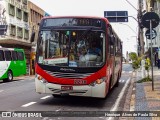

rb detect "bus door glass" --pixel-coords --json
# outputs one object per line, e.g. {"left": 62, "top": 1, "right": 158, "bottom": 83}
{"left": 4, "top": 51, "right": 12, "bottom": 77}
{"left": 0, "top": 50, "right": 8, "bottom": 79}
{"left": 17, "top": 51, "right": 26, "bottom": 75}
{"left": 11, "top": 51, "right": 18, "bottom": 76}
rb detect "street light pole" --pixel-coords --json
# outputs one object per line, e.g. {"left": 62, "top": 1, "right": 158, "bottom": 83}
{"left": 125, "top": 0, "right": 138, "bottom": 12}
{"left": 149, "top": 20, "right": 154, "bottom": 91}
{"left": 124, "top": 0, "right": 144, "bottom": 55}
{"left": 138, "top": 0, "right": 144, "bottom": 56}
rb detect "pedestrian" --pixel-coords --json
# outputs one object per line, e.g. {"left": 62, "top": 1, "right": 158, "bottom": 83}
{"left": 157, "top": 58, "right": 160, "bottom": 69}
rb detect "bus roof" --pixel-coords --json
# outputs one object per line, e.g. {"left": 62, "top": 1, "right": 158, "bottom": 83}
{"left": 42, "top": 16, "right": 110, "bottom": 24}
{"left": 40, "top": 16, "right": 122, "bottom": 43}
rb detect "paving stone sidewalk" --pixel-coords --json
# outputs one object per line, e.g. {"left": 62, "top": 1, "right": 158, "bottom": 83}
{"left": 130, "top": 67, "right": 160, "bottom": 120}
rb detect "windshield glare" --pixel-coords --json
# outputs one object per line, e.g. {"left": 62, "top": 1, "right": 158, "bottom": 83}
{"left": 37, "top": 30, "right": 105, "bottom": 67}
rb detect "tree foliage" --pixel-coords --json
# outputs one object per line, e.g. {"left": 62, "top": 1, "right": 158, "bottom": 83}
{"left": 129, "top": 52, "right": 138, "bottom": 61}
{"left": 129, "top": 52, "right": 141, "bottom": 70}
{"left": 145, "top": 57, "right": 151, "bottom": 79}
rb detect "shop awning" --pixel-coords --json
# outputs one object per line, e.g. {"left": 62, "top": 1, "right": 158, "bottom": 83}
{"left": 0, "top": 38, "right": 32, "bottom": 47}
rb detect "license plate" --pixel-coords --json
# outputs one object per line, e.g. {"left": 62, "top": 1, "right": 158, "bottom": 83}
{"left": 61, "top": 86, "right": 73, "bottom": 90}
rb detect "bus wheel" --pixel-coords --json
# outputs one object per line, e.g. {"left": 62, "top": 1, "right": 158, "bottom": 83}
{"left": 7, "top": 71, "right": 13, "bottom": 81}
{"left": 3, "top": 71, "right": 13, "bottom": 82}
{"left": 115, "top": 75, "right": 119, "bottom": 87}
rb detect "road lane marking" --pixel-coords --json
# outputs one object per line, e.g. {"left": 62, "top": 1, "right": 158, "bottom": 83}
{"left": 107, "top": 78, "right": 130, "bottom": 120}
{"left": 40, "top": 96, "right": 51, "bottom": 100}
{"left": 21, "top": 102, "right": 36, "bottom": 107}
{"left": 121, "top": 80, "right": 125, "bottom": 83}
{"left": 99, "top": 117, "right": 105, "bottom": 119}
{"left": 0, "top": 90, "right": 4, "bottom": 92}
{"left": 56, "top": 108, "right": 62, "bottom": 111}
{"left": 133, "top": 88, "right": 135, "bottom": 91}
{"left": 122, "top": 71, "right": 125, "bottom": 73}
{"left": 119, "top": 80, "right": 125, "bottom": 83}
{"left": 42, "top": 117, "right": 49, "bottom": 120}
{"left": 129, "top": 71, "right": 132, "bottom": 73}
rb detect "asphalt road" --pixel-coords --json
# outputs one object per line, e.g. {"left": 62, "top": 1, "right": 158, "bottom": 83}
{"left": 0, "top": 63, "right": 133, "bottom": 120}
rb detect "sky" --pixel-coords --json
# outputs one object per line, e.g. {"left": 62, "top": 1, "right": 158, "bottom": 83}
{"left": 29, "top": 0, "right": 138, "bottom": 58}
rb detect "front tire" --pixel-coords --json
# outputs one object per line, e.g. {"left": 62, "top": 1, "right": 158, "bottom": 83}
{"left": 115, "top": 74, "right": 119, "bottom": 87}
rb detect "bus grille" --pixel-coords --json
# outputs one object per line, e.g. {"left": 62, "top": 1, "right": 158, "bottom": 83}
{"left": 44, "top": 70, "right": 93, "bottom": 79}
{"left": 49, "top": 88, "right": 87, "bottom": 95}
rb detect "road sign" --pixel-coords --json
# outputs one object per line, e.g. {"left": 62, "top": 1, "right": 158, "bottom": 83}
{"left": 145, "top": 29, "right": 157, "bottom": 39}
{"left": 104, "top": 11, "right": 128, "bottom": 22}
{"left": 141, "top": 12, "right": 160, "bottom": 28}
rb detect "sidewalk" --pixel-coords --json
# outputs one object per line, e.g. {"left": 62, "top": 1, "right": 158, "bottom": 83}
{"left": 14, "top": 75, "right": 35, "bottom": 80}
{"left": 130, "top": 67, "right": 160, "bottom": 120}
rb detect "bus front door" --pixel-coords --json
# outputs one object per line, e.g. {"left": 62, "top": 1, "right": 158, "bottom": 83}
{"left": 0, "top": 61, "right": 9, "bottom": 79}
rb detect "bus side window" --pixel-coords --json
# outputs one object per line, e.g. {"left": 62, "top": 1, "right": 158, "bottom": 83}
{"left": 12, "top": 51, "right": 18, "bottom": 61}
{"left": 116, "top": 41, "right": 121, "bottom": 56}
{"left": 110, "top": 35, "right": 115, "bottom": 55}
{"left": 0, "top": 50, "right": 5, "bottom": 61}
{"left": 17, "top": 52, "right": 24, "bottom": 61}
{"left": 115, "top": 37, "right": 117, "bottom": 55}
{"left": 108, "top": 27, "right": 114, "bottom": 56}
{"left": 4, "top": 51, "right": 12, "bottom": 61}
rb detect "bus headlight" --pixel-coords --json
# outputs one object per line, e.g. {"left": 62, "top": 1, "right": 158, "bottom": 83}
{"left": 37, "top": 75, "right": 47, "bottom": 83}
{"left": 89, "top": 77, "right": 106, "bottom": 86}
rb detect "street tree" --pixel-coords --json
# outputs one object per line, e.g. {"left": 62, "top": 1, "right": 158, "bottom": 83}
{"left": 129, "top": 52, "right": 141, "bottom": 70}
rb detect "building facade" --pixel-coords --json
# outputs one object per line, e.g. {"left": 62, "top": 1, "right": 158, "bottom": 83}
{"left": 153, "top": 1, "right": 160, "bottom": 62}
{"left": 0, "top": 0, "right": 50, "bottom": 75}
{"left": 28, "top": 1, "right": 49, "bottom": 75}
{"left": 145, "top": 0, "right": 160, "bottom": 66}
{"left": 0, "top": 0, "right": 31, "bottom": 74}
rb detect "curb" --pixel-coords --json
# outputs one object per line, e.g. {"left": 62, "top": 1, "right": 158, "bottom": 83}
{"left": 14, "top": 75, "right": 35, "bottom": 80}
{"left": 123, "top": 78, "right": 134, "bottom": 111}
{"left": 119, "top": 71, "right": 136, "bottom": 120}
{"left": 129, "top": 71, "right": 136, "bottom": 111}
{"left": 129, "top": 87, "right": 135, "bottom": 111}
{"left": 124, "top": 71, "right": 136, "bottom": 111}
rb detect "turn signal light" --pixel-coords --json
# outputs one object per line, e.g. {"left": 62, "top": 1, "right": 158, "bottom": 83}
{"left": 96, "top": 79, "right": 102, "bottom": 84}
{"left": 38, "top": 75, "right": 43, "bottom": 80}
{"left": 90, "top": 77, "right": 106, "bottom": 86}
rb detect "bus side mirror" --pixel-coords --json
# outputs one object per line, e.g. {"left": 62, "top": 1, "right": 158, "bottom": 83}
{"left": 109, "top": 35, "right": 115, "bottom": 45}
{"left": 30, "top": 32, "right": 35, "bottom": 43}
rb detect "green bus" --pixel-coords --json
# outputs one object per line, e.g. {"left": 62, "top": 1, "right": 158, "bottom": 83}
{"left": 0, "top": 47, "right": 27, "bottom": 82}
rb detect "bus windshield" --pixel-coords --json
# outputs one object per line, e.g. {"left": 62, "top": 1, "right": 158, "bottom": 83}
{"left": 37, "top": 29, "right": 105, "bottom": 67}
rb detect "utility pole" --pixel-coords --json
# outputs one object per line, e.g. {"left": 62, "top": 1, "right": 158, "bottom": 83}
{"left": 138, "top": 0, "right": 144, "bottom": 56}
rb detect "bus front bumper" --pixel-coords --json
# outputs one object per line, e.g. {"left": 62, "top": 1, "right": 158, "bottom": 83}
{"left": 35, "top": 77, "right": 107, "bottom": 98}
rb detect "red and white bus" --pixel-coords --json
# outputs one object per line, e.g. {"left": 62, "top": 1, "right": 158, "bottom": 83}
{"left": 32, "top": 16, "right": 122, "bottom": 98}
